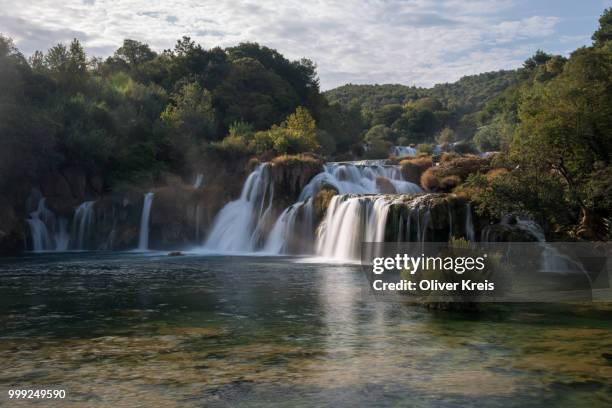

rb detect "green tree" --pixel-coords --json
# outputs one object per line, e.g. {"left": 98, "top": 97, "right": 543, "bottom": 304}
{"left": 435, "top": 126, "right": 456, "bottom": 144}
{"left": 114, "top": 39, "right": 156, "bottom": 65}
{"left": 506, "top": 45, "right": 611, "bottom": 237}
{"left": 364, "top": 124, "right": 395, "bottom": 143}
{"left": 161, "top": 82, "right": 216, "bottom": 143}
{"left": 372, "top": 104, "right": 404, "bottom": 127}
{"left": 592, "top": 8, "right": 612, "bottom": 46}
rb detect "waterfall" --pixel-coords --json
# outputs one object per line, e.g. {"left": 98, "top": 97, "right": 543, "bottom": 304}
{"left": 193, "top": 173, "right": 204, "bottom": 189}
{"left": 392, "top": 146, "right": 417, "bottom": 158}
{"left": 55, "top": 218, "right": 70, "bottom": 251}
{"left": 71, "top": 201, "right": 95, "bottom": 250}
{"left": 204, "top": 164, "right": 274, "bottom": 252}
{"left": 315, "top": 195, "right": 395, "bottom": 261}
{"left": 512, "top": 218, "right": 583, "bottom": 273}
{"left": 26, "top": 198, "right": 69, "bottom": 252}
{"left": 260, "top": 162, "right": 422, "bottom": 255}
{"left": 138, "top": 192, "right": 154, "bottom": 250}
{"left": 27, "top": 198, "right": 52, "bottom": 251}
{"left": 465, "top": 202, "right": 475, "bottom": 242}
{"left": 203, "top": 161, "right": 421, "bottom": 255}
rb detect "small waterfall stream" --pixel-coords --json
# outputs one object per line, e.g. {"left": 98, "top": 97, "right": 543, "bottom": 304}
{"left": 71, "top": 201, "right": 95, "bottom": 250}
{"left": 512, "top": 218, "right": 584, "bottom": 273}
{"left": 138, "top": 192, "right": 154, "bottom": 251}
{"left": 193, "top": 173, "right": 204, "bottom": 189}
{"left": 27, "top": 198, "right": 69, "bottom": 252}
{"left": 392, "top": 146, "right": 417, "bottom": 158}
{"left": 204, "top": 164, "right": 275, "bottom": 252}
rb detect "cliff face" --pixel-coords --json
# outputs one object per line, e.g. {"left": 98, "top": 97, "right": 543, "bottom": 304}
{"left": 1, "top": 152, "right": 255, "bottom": 254}
{"left": 3, "top": 154, "right": 326, "bottom": 254}
{"left": 0, "top": 198, "right": 24, "bottom": 256}
{"left": 385, "top": 194, "right": 478, "bottom": 242}
{"left": 269, "top": 155, "right": 324, "bottom": 210}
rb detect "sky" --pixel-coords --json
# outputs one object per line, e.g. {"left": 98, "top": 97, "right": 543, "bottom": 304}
{"left": 0, "top": 0, "right": 608, "bottom": 89}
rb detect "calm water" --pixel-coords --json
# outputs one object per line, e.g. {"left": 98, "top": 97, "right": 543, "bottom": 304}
{"left": 0, "top": 253, "right": 611, "bottom": 407}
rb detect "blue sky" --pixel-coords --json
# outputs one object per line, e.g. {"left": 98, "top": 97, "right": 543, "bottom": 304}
{"left": 0, "top": 0, "right": 608, "bottom": 89}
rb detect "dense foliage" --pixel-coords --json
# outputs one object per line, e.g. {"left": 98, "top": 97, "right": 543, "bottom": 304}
{"left": 0, "top": 36, "right": 363, "bottom": 194}
{"left": 325, "top": 70, "right": 520, "bottom": 148}
{"left": 461, "top": 8, "right": 612, "bottom": 239}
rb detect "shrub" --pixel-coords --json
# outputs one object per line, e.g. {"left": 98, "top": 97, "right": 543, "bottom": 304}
{"left": 205, "top": 136, "right": 253, "bottom": 160}
{"left": 400, "top": 156, "right": 433, "bottom": 184}
{"left": 420, "top": 168, "right": 439, "bottom": 191}
{"left": 253, "top": 129, "right": 275, "bottom": 155}
{"left": 440, "top": 152, "right": 460, "bottom": 163}
{"left": 364, "top": 138, "right": 391, "bottom": 159}
{"left": 436, "top": 155, "right": 490, "bottom": 180}
{"left": 451, "top": 140, "right": 479, "bottom": 155}
{"left": 416, "top": 143, "right": 435, "bottom": 155}
{"left": 486, "top": 168, "right": 509, "bottom": 182}
{"left": 419, "top": 155, "right": 491, "bottom": 192}
{"left": 439, "top": 175, "right": 461, "bottom": 191}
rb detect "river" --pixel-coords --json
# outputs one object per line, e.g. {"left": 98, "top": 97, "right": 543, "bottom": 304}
{"left": 1, "top": 252, "right": 611, "bottom": 407}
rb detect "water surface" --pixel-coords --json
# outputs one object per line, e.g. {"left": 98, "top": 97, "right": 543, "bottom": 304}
{"left": 0, "top": 253, "right": 611, "bottom": 407}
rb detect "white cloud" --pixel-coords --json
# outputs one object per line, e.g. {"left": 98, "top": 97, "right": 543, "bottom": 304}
{"left": 0, "top": 0, "right": 567, "bottom": 89}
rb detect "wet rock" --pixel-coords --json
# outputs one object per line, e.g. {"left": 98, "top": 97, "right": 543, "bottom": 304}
{"left": 0, "top": 199, "right": 25, "bottom": 255}
{"left": 270, "top": 154, "right": 324, "bottom": 209}
{"left": 375, "top": 176, "right": 397, "bottom": 194}
{"left": 314, "top": 185, "right": 338, "bottom": 223}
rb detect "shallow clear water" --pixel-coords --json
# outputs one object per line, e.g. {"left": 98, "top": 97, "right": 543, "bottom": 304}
{"left": 0, "top": 253, "right": 611, "bottom": 407}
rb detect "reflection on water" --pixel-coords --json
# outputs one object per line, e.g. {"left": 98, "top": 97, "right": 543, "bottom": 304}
{"left": 0, "top": 253, "right": 611, "bottom": 407}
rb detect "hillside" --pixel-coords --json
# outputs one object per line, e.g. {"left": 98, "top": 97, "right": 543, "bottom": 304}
{"left": 324, "top": 70, "right": 520, "bottom": 114}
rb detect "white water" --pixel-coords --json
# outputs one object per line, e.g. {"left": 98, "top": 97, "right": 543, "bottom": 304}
{"left": 138, "top": 192, "right": 154, "bottom": 250}
{"left": 300, "top": 162, "right": 422, "bottom": 197}
{"left": 26, "top": 198, "right": 70, "bottom": 252}
{"left": 262, "top": 162, "right": 422, "bottom": 255}
{"left": 512, "top": 218, "right": 584, "bottom": 274}
{"left": 315, "top": 195, "right": 396, "bottom": 261}
{"left": 71, "top": 201, "right": 95, "bottom": 250}
{"left": 193, "top": 173, "right": 204, "bottom": 188}
{"left": 392, "top": 146, "right": 417, "bottom": 158}
{"left": 204, "top": 164, "right": 275, "bottom": 252}
{"left": 203, "top": 162, "right": 422, "bottom": 255}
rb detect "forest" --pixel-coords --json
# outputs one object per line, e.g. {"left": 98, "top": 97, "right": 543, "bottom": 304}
{"left": 0, "top": 8, "right": 611, "bottom": 254}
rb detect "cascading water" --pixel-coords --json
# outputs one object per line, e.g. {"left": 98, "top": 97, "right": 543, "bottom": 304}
{"left": 315, "top": 195, "right": 396, "bottom": 261}
{"left": 193, "top": 173, "right": 204, "bottom": 189}
{"left": 262, "top": 162, "right": 422, "bottom": 255}
{"left": 511, "top": 218, "right": 584, "bottom": 273}
{"left": 26, "top": 198, "right": 69, "bottom": 252}
{"left": 392, "top": 146, "right": 417, "bottom": 158}
{"left": 71, "top": 201, "right": 95, "bottom": 250}
{"left": 138, "top": 192, "right": 154, "bottom": 250}
{"left": 203, "top": 161, "right": 421, "bottom": 255}
{"left": 204, "top": 164, "right": 275, "bottom": 252}
{"left": 300, "top": 162, "right": 422, "bottom": 197}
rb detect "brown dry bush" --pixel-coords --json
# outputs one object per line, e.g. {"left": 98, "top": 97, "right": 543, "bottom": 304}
{"left": 486, "top": 168, "right": 509, "bottom": 182}
{"left": 420, "top": 168, "right": 440, "bottom": 191}
{"left": 439, "top": 175, "right": 462, "bottom": 191}
{"left": 400, "top": 156, "right": 433, "bottom": 184}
